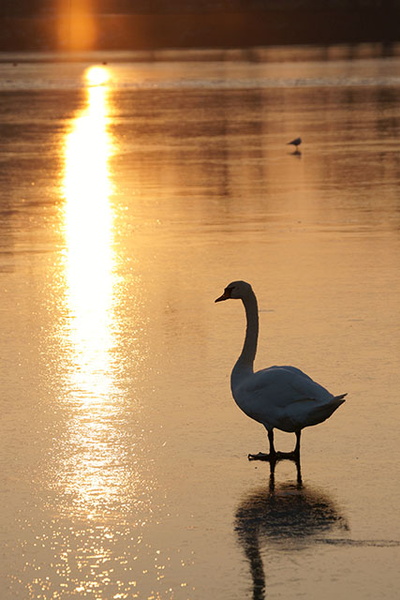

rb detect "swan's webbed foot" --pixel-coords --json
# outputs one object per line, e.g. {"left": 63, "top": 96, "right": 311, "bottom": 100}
{"left": 276, "top": 450, "right": 299, "bottom": 461}
{"left": 248, "top": 450, "right": 299, "bottom": 462}
{"left": 248, "top": 431, "right": 301, "bottom": 462}
{"left": 248, "top": 452, "right": 276, "bottom": 462}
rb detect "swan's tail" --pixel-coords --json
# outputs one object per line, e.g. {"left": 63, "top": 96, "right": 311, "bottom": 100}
{"left": 325, "top": 393, "right": 347, "bottom": 417}
{"left": 334, "top": 393, "right": 347, "bottom": 404}
{"left": 309, "top": 393, "right": 347, "bottom": 426}
{"left": 328, "top": 393, "right": 347, "bottom": 412}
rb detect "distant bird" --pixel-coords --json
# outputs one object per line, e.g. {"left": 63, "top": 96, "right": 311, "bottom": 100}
{"left": 215, "top": 281, "right": 346, "bottom": 460}
{"left": 287, "top": 137, "right": 302, "bottom": 149}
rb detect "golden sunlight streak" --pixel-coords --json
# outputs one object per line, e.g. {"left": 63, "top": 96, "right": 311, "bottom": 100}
{"left": 61, "top": 65, "right": 123, "bottom": 515}
{"left": 63, "top": 65, "right": 114, "bottom": 399}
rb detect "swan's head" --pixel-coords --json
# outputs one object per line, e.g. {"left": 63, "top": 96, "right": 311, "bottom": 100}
{"left": 215, "top": 281, "right": 253, "bottom": 302}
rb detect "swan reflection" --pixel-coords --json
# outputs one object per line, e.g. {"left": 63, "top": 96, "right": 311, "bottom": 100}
{"left": 235, "top": 470, "right": 347, "bottom": 600}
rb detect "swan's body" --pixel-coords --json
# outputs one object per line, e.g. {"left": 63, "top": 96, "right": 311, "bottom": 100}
{"left": 215, "top": 281, "right": 346, "bottom": 459}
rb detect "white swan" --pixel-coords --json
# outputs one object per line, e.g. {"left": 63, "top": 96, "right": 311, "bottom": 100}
{"left": 215, "top": 281, "right": 346, "bottom": 460}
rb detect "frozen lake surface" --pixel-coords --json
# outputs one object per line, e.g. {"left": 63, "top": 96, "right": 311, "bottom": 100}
{"left": 0, "top": 46, "right": 400, "bottom": 599}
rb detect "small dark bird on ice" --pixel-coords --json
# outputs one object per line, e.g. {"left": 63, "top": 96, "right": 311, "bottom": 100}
{"left": 287, "top": 137, "right": 302, "bottom": 149}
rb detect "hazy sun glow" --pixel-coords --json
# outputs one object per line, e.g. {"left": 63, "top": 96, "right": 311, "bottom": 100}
{"left": 56, "top": 0, "right": 96, "bottom": 51}
{"left": 85, "top": 65, "right": 110, "bottom": 87}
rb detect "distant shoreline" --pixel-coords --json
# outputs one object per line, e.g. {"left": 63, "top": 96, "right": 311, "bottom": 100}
{"left": 1, "top": 9, "right": 399, "bottom": 52}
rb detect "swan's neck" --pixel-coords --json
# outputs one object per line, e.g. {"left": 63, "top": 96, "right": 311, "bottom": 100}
{"left": 232, "top": 291, "right": 258, "bottom": 384}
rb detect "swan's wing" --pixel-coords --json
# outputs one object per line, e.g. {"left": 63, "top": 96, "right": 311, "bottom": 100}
{"left": 242, "top": 366, "right": 333, "bottom": 406}
{"left": 234, "top": 366, "right": 344, "bottom": 431}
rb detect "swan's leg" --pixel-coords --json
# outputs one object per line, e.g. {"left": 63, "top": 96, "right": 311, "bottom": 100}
{"left": 248, "top": 429, "right": 276, "bottom": 461}
{"left": 276, "top": 431, "right": 302, "bottom": 459}
{"left": 294, "top": 430, "right": 301, "bottom": 458}
{"left": 268, "top": 429, "right": 276, "bottom": 455}
{"left": 274, "top": 430, "right": 302, "bottom": 460}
